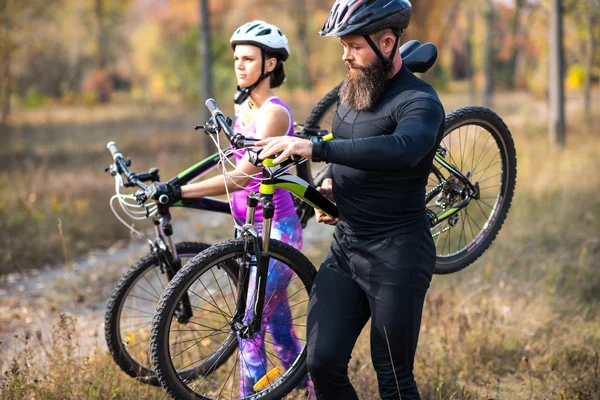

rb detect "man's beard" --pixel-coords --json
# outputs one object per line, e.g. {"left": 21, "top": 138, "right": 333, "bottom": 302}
{"left": 339, "top": 57, "right": 390, "bottom": 112}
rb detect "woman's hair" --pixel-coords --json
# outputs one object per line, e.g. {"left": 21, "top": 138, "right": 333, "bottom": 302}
{"left": 266, "top": 51, "right": 286, "bottom": 88}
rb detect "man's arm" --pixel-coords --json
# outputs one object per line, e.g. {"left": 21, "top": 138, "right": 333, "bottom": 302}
{"left": 312, "top": 98, "right": 444, "bottom": 171}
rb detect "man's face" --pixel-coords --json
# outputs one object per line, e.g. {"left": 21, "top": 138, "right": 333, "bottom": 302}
{"left": 338, "top": 34, "right": 389, "bottom": 112}
{"left": 340, "top": 35, "right": 377, "bottom": 72}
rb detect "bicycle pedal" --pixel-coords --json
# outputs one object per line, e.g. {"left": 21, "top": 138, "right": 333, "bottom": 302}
{"left": 253, "top": 368, "right": 281, "bottom": 391}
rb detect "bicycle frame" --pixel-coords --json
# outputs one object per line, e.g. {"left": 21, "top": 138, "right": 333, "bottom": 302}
{"left": 426, "top": 151, "right": 480, "bottom": 228}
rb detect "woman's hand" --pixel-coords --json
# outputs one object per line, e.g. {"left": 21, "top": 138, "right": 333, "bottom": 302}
{"left": 256, "top": 136, "right": 312, "bottom": 165}
{"left": 315, "top": 178, "right": 338, "bottom": 225}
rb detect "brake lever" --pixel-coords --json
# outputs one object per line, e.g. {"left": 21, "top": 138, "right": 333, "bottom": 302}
{"left": 134, "top": 190, "right": 148, "bottom": 206}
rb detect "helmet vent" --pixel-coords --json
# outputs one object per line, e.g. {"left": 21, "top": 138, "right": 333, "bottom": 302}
{"left": 257, "top": 28, "right": 272, "bottom": 36}
{"left": 277, "top": 29, "right": 283, "bottom": 36}
{"left": 338, "top": 5, "right": 349, "bottom": 25}
{"left": 246, "top": 23, "right": 261, "bottom": 33}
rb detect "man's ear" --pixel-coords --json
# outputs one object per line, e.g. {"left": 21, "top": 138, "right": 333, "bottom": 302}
{"left": 382, "top": 33, "right": 397, "bottom": 57}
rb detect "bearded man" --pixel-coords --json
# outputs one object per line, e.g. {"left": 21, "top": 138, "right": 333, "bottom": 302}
{"left": 257, "top": 1, "right": 445, "bottom": 398}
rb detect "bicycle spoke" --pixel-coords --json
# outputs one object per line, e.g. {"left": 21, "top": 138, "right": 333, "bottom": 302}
{"left": 211, "top": 268, "right": 234, "bottom": 317}
{"left": 188, "top": 288, "right": 231, "bottom": 319}
{"left": 476, "top": 198, "right": 495, "bottom": 211}
{"left": 477, "top": 172, "right": 503, "bottom": 185}
{"left": 124, "top": 293, "right": 157, "bottom": 303}
{"left": 152, "top": 264, "right": 167, "bottom": 292}
{"left": 122, "top": 305, "right": 155, "bottom": 316}
{"left": 464, "top": 209, "right": 477, "bottom": 241}
{"left": 472, "top": 155, "right": 501, "bottom": 179}
{"left": 472, "top": 134, "right": 495, "bottom": 175}
{"left": 142, "top": 275, "right": 162, "bottom": 298}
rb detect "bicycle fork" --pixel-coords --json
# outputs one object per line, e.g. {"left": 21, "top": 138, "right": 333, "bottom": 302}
{"left": 231, "top": 191, "right": 274, "bottom": 340}
{"left": 152, "top": 217, "right": 194, "bottom": 323}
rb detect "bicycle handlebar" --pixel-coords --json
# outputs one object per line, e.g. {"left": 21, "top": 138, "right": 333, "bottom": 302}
{"left": 107, "top": 141, "right": 122, "bottom": 161}
{"left": 106, "top": 141, "right": 148, "bottom": 190}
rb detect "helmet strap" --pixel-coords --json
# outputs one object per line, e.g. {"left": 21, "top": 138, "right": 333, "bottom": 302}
{"left": 363, "top": 31, "right": 401, "bottom": 66}
{"left": 234, "top": 49, "right": 274, "bottom": 105}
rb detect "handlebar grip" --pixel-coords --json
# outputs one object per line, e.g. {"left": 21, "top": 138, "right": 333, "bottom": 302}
{"left": 107, "top": 141, "right": 122, "bottom": 160}
{"left": 205, "top": 98, "right": 222, "bottom": 118}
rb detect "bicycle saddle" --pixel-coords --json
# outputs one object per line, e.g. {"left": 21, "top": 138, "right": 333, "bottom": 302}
{"left": 399, "top": 40, "right": 438, "bottom": 74}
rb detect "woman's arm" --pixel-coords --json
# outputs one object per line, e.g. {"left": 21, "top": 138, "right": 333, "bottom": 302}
{"left": 181, "top": 104, "right": 291, "bottom": 199}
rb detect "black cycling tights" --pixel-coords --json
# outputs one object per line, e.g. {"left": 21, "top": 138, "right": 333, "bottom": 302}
{"left": 306, "top": 226, "right": 435, "bottom": 400}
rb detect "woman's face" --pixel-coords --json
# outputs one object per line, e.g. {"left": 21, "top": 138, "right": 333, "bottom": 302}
{"left": 233, "top": 45, "right": 262, "bottom": 87}
{"left": 233, "top": 44, "right": 275, "bottom": 88}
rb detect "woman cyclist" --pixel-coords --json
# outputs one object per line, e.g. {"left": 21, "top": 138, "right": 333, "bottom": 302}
{"left": 145, "top": 20, "right": 309, "bottom": 397}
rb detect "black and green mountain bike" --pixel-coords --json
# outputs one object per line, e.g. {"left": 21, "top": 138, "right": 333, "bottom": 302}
{"left": 149, "top": 87, "right": 516, "bottom": 399}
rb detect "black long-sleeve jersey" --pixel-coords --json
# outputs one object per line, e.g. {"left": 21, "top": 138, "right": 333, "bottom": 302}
{"left": 312, "top": 65, "right": 445, "bottom": 238}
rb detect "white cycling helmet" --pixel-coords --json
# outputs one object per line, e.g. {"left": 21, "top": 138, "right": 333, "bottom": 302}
{"left": 230, "top": 21, "right": 290, "bottom": 104}
{"left": 230, "top": 20, "right": 290, "bottom": 61}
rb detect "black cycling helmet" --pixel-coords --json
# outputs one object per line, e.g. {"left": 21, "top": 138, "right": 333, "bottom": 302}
{"left": 319, "top": 0, "right": 412, "bottom": 65}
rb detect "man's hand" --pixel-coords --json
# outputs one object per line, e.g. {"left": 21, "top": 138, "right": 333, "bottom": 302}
{"left": 315, "top": 178, "right": 338, "bottom": 225}
{"left": 145, "top": 182, "right": 182, "bottom": 206}
{"left": 256, "top": 136, "right": 312, "bottom": 165}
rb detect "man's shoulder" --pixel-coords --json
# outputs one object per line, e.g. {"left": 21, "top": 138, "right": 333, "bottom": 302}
{"left": 384, "top": 71, "right": 441, "bottom": 106}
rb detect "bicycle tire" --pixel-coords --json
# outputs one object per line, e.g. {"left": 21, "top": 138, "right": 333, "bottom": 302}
{"left": 431, "top": 106, "right": 517, "bottom": 274}
{"left": 105, "top": 241, "right": 239, "bottom": 385}
{"left": 295, "top": 85, "right": 340, "bottom": 226}
{"left": 151, "top": 238, "right": 316, "bottom": 400}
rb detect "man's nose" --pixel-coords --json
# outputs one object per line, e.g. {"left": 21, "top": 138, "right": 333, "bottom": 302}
{"left": 342, "top": 48, "right": 352, "bottom": 63}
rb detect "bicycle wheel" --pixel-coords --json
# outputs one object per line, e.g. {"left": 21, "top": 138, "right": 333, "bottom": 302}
{"left": 430, "top": 106, "right": 517, "bottom": 274}
{"left": 105, "top": 241, "right": 239, "bottom": 385}
{"left": 151, "top": 238, "right": 316, "bottom": 400}
{"left": 295, "top": 85, "right": 340, "bottom": 227}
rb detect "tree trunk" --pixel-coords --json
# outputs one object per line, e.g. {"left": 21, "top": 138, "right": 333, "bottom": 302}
{"left": 483, "top": 0, "right": 495, "bottom": 108}
{"left": 199, "top": 0, "right": 214, "bottom": 154}
{"left": 584, "top": 13, "right": 596, "bottom": 117}
{"left": 95, "top": 0, "right": 108, "bottom": 69}
{"left": 507, "top": 0, "right": 525, "bottom": 89}
{"left": 0, "top": 51, "right": 10, "bottom": 125}
{"left": 548, "top": 0, "right": 566, "bottom": 146}
{"left": 295, "top": 0, "right": 312, "bottom": 89}
{"left": 465, "top": 6, "right": 476, "bottom": 104}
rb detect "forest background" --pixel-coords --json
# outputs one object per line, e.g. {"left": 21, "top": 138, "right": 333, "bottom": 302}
{"left": 0, "top": 0, "right": 599, "bottom": 399}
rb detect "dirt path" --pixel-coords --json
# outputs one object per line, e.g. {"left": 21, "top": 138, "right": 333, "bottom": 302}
{"left": 0, "top": 211, "right": 334, "bottom": 360}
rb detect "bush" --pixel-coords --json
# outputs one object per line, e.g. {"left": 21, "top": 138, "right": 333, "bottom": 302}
{"left": 81, "top": 69, "right": 114, "bottom": 104}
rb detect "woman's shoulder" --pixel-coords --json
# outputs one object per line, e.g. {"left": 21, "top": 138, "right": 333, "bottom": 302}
{"left": 260, "top": 97, "right": 292, "bottom": 121}
{"left": 256, "top": 97, "right": 293, "bottom": 136}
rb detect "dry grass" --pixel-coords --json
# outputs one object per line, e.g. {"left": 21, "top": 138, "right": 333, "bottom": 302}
{"left": 1, "top": 91, "right": 599, "bottom": 399}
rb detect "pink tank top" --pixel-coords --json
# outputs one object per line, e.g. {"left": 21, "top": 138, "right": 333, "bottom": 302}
{"left": 230, "top": 97, "right": 297, "bottom": 223}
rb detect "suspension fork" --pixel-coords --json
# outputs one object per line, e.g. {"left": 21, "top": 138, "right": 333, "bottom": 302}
{"left": 231, "top": 191, "right": 274, "bottom": 339}
{"left": 153, "top": 213, "right": 194, "bottom": 322}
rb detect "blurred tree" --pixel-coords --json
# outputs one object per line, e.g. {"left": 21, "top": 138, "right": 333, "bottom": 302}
{"left": 483, "top": 0, "right": 496, "bottom": 107}
{"left": 293, "top": 0, "right": 312, "bottom": 88}
{"left": 0, "top": 0, "right": 53, "bottom": 124}
{"left": 199, "top": 0, "right": 214, "bottom": 151}
{"left": 506, "top": 0, "right": 526, "bottom": 89}
{"left": 465, "top": 6, "right": 476, "bottom": 104}
{"left": 548, "top": 0, "right": 566, "bottom": 146}
{"left": 581, "top": 0, "right": 599, "bottom": 117}
{"left": 93, "top": 0, "right": 133, "bottom": 69}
